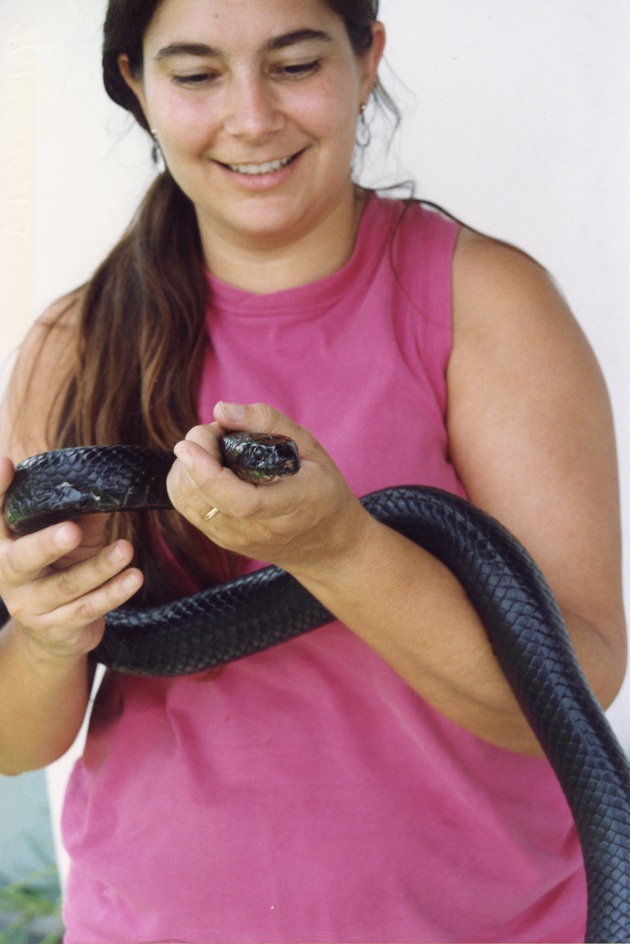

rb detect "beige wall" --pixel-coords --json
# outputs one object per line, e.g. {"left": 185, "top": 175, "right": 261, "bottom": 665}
{"left": 0, "top": 3, "right": 39, "bottom": 385}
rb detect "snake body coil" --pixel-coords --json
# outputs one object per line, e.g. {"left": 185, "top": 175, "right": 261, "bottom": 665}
{"left": 2, "top": 441, "right": 630, "bottom": 942}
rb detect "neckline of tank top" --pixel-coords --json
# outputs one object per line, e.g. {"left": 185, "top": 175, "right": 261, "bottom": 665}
{"left": 203, "top": 194, "right": 414, "bottom": 320}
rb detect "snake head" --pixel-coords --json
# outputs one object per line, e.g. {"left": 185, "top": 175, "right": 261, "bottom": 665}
{"left": 219, "top": 432, "right": 300, "bottom": 484}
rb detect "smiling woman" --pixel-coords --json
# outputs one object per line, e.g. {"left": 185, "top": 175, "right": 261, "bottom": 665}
{"left": 0, "top": 1, "right": 627, "bottom": 943}
{"left": 116, "top": 2, "right": 385, "bottom": 284}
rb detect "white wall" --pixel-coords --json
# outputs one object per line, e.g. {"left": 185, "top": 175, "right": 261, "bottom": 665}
{"left": 1, "top": 0, "right": 629, "bottom": 865}
{"left": 375, "top": 1, "right": 630, "bottom": 746}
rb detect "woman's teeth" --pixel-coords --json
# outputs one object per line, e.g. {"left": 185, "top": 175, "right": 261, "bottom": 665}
{"left": 226, "top": 155, "right": 295, "bottom": 175}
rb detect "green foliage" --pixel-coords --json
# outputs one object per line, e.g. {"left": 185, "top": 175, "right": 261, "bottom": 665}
{"left": 0, "top": 866, "right": 63, "bottom": 944}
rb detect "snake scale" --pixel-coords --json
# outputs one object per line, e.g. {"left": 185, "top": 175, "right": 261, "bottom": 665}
{"left": 1, "top": 435, "right": 629, "bottom": 942}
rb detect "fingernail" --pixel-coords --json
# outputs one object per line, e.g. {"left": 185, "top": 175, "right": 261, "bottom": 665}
{"left": 173, "top": 442, "right": 193, "bottom": 469}
{"left": 109, "top": 541, "right": 126, "bottom": 564}
{"left": 54, "top": 523, "right": 75, "bottom": 548}
{"left": 217, "top": 401, "right": 245, "bottom": 422}
{"left": 123, "top": 571, "right": 143, "bottom": 592}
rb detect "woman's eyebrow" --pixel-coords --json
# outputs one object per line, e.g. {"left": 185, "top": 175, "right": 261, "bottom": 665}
{"left": 155, "top": 42, "right": 219, "bottom": 62}
{"left": 154, "top": 30, "right": 334, "bottom": 62}
{"left": 264, "top": 29, "right": 334, "bottom": 52}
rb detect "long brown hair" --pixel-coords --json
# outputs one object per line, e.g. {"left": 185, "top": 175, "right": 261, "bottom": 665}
{"left": 53, "top": 173, "right": 225, "bottom": 602}
{"left": 47, "top": 0, "right": 397, "bottom": 603}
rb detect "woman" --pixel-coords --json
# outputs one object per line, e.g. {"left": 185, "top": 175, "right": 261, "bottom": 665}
{"left": 0, "top": 0, "right": 625, "bottom": 941}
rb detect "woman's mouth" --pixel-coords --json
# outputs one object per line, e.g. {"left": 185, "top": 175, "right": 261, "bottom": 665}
{"left": 221, "top": 151, "right": 302, "bottom": 176}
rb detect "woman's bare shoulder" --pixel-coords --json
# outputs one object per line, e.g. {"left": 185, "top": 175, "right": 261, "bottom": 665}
{"left": 452, "top": 226, "right": 573, "bottom": 332}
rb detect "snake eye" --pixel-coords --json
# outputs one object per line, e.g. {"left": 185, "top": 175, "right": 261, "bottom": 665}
{"left": 249, "top": 445, "right": 266, "bottom": 467}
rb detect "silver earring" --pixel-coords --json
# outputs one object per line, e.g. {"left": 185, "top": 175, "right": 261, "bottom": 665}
{"left": 150, "top": 129, "right": 164, "bottom": 166}
{"left": 356, "top": 107, "right": 371, "bottom": 149}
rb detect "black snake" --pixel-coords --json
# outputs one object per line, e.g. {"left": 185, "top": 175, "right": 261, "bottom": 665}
{"left": 1, "top": 435, "right": 629, "bottom": 942}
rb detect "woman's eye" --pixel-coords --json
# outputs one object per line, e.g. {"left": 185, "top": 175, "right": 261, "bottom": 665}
{"left": 276, "top": 60, "right": 321, "bottom": 79}
{"left": 171, "top": 72, "right": 216, "bottom": 88}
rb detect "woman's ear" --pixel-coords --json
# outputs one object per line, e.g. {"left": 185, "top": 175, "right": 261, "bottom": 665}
{"left": 117, "top": 54, "right": 150, "bottom": 121}
{"left": 371, "top": 22, "right": 387, "bottom": 67}
{"left": 360, "top": 22, "right": 386, "bottom": 105}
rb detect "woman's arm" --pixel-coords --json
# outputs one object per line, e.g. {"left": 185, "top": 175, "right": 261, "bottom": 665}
{"left": 448, "top": 229, "right": 626, "bottom": 720}
{"left": 168, "top": 232, "right": 626, "bottom": 755}
{"left": 0, "top": 305, "right": 142, "bottom": 774}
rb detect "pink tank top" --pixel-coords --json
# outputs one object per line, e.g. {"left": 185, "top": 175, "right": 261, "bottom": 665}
{"left": 62, "top": 196, "right": 585, "bottom": 943}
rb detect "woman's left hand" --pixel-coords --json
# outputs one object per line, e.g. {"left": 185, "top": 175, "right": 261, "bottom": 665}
{"left": 167, "top": 401, "right": 371, "bottom": 574}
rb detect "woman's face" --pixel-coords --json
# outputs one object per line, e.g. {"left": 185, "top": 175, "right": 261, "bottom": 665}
{"left": 120, "top": 0, "right": 384, "bottom": 257}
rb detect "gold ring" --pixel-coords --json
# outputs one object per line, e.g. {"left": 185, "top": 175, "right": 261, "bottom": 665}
{"left": 203, "top": 507, "right": 220, "bottom": 522}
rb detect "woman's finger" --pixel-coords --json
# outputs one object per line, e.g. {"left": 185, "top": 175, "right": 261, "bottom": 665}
{"left": 1, "top": 522, "right": 83, "bottom": 588}
{"left": 32, "top": 539, "right": 139, "bottom": 616}
{"left": 170, "top": 436, "right": 268, "bottom": 524}
{"left": 213, "top": 401, "right": 314, "bottom": 454}
{"left": 27, "top": 562, "right": 144, "bottom": 638}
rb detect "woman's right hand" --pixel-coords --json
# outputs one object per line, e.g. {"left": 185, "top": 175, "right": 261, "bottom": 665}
{"left": 0, "top": 456, "right": 143, "bottom": 662}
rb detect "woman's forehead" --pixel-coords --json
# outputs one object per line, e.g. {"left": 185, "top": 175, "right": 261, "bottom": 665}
{"left": 145, "top": 0, "right": 340, "bottom": 46}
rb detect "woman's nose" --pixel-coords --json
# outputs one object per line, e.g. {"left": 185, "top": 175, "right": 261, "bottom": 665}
{"left": 223, "top": 72, "right": 285, "bottom": 140}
